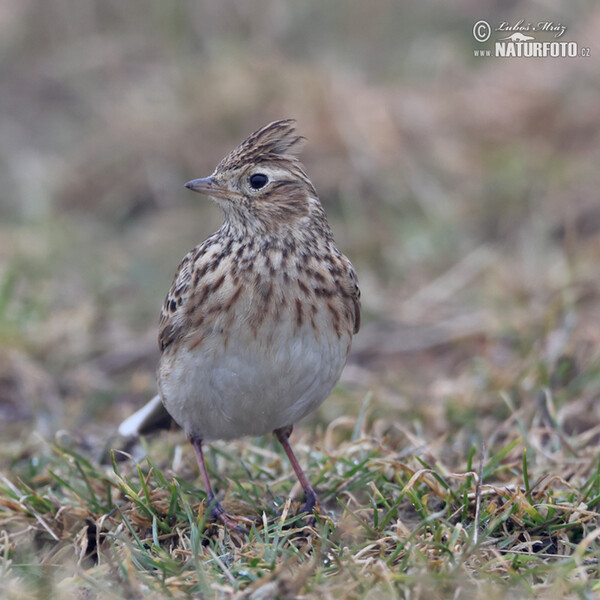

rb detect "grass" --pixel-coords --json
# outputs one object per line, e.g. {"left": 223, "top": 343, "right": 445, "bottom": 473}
{"left": 1, "top": 382, "right": 599, "bottom": 598}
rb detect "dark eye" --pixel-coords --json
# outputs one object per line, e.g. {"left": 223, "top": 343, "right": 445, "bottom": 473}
{"left": 249, "top": 173, "right": 268, "bottom": 190}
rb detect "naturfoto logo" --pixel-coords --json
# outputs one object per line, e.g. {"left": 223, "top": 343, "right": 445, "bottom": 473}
{"left": 473, "top": 20, "right": 590, "bottom": 58}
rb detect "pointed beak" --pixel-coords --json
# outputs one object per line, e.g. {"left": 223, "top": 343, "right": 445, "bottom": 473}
{"left": 184, "top": 176, "right": 219, "bottom": 195}
{"left": 184, "top": 175, "right": 240, "bottom": 201}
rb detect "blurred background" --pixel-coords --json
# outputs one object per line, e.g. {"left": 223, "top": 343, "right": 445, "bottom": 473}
{"left": 1, "top": 0, "right": 599, "bottom": 455}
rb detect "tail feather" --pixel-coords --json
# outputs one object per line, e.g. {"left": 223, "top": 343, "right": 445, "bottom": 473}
{"left": 118, "top": 395, "right": 174, "bottom": 437}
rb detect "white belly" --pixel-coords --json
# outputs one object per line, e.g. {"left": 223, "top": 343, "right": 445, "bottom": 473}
{"left": 158, "top": 318, "right": 350, "bottom": 441}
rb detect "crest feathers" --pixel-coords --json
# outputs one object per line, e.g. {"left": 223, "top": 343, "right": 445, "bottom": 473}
{"left": 217, "top": 119, "right": 306, "bottom": 171}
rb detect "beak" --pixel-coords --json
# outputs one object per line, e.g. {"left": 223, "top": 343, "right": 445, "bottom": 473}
{"left": 184, "top": 175, "right": 241, "bottom": 201}
{"left": 184, "top": 176, "right": 220, "bottom": 195}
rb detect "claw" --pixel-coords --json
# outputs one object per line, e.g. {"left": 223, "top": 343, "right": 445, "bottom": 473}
{"left": 298, "top": 489, "right": 317, "bottom": 516}
{"left": 209, "top": 499, "right": 250, "bottom": 534}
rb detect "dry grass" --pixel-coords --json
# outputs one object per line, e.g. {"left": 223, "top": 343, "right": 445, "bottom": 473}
{"left": 1, "top": 1, "right": 600, "bottom": 597}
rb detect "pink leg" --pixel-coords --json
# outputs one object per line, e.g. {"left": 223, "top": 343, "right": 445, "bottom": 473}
{"left": 274, "top": 426, "right": 318, "bottom": 515}
{"left": 190, "top": 437, "right": 243, "bottom": 530}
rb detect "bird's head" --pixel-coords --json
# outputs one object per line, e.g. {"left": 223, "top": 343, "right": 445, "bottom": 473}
{"left": 185, "top": 120, "right": 325, "bottom": 236}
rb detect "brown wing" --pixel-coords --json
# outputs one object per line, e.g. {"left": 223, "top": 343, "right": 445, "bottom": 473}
{"left": 327, "top": 251, "right": 361, "bottom": 335}
{"left": 318, "top": 251, "right": 361, "bottom": 336}
{"left": 158, "top": 251, "right": 195, "bottom": 351}
{"left": 345, "top": 263, "right": 361, "bottom": 334}
{"left": 158, "top": 231, "right": 229, "bottom": 352}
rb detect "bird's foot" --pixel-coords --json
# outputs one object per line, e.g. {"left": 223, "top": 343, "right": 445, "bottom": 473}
{"left": 298, "top": 494, "right": 317, "bottom": 515}
{"left": 298, "top": 490, "right": 320, "bottom": 526}
{"left": 209, "top": 499, "right": 251, "bottom": 535}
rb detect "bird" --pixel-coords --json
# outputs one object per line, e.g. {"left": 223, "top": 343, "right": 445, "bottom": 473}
{"left": 119, "top": 119, "right": 360, "bottom": 529}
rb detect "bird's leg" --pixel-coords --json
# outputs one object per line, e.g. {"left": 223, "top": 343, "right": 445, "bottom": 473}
{"left": 274, "top": 426, "right": 318, "bottom": 518}
{"left": 190, "top": 437, "right": 241, "bottom": 530}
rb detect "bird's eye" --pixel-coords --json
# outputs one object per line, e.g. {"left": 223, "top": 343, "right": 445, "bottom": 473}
{"left": 249, "top": 173, "right": 268, "bottom": 190}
